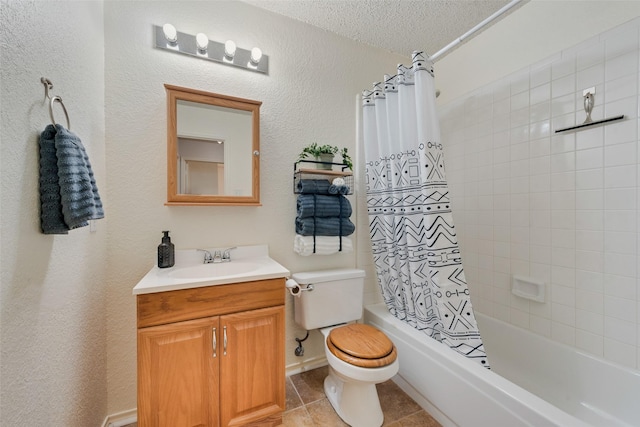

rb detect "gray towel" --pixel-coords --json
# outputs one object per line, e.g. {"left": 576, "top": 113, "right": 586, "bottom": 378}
{"left": 328, "top": 184, "right": 350, "bottom": 195}
{"left": 297, "top": 194, "right": 352, "bottom": 218}
{"left": 297, "top": 179, "right": 332, "bottom": 194}
{"left": 39, "top": 124, "right": 104, "bottom": 233}
{"left": 54, "top": 125, "right": 104, "bottom": 229}
{"left": 39, "top": 125, "right": 68, "bottom": 234}
{"left": 297, "top": 179, "right": 350, "bottom": 195}
{"left": 295, "top": 217, "right": 355, "bottom": 236}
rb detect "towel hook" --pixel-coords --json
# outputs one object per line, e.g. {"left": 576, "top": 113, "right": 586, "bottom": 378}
{"left": 583, "top": 88, "right": 595, "bottom": 125}
{"left": 555, "top": 86, "right": 625, "bottom": 133}
{"left": 40, "top": 77, "right": 70, "bottom": 130}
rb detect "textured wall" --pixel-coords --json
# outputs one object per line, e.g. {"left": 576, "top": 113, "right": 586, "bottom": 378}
{"left": 0, "top": 1, "right": 107, "bottom": 426}
{"left": 103, "top": 0, "right": 404, "bottom": 414}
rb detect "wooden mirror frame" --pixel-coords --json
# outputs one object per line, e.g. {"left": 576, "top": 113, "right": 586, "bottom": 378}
{"left": 165, "top": 84, "right": 261, "bottom": 206}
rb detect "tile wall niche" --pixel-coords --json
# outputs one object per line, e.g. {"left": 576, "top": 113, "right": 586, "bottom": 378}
{"left": 440, "top": 18, "right": 640, "bottom": 370}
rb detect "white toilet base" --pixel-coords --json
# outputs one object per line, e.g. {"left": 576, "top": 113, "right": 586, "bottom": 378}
{"left": 324, "top": 366, "right": 384, "bottom": 427}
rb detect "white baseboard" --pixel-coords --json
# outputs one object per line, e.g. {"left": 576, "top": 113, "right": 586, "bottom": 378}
{"left": 285, "top": 355, "right": 328, "bottom": 376}
{"left": 101, "top": 408, "right": 137, "bottom": 427}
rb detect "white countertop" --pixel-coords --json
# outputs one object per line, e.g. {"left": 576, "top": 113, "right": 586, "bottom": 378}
{"left": 133, "top": 244, "right": 290, "bottom": 295}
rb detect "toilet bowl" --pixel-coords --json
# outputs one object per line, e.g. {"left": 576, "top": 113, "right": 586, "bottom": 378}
{"left": 320, "top": 324, "right": 399, "bottom": 427}
{"left": 290, "top": 269, "right": 400, "bottom": 427}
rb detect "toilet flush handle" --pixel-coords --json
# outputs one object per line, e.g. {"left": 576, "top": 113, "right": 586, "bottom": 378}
{"left": 286, "top": 279, "right": 314, "bottom": 296}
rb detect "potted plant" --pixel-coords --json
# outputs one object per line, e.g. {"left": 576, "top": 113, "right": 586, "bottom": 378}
{"left": 297, "top": 143, "right": 353, "bottom": 170}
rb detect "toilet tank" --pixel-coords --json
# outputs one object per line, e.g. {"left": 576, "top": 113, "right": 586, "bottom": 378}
{"left": 291, "top": 268, "right": 365, "bottom": 330}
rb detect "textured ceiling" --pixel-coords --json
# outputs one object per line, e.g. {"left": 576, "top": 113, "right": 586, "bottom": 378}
{"left": 242, "top": 0, "right": 520, "bottom": 59}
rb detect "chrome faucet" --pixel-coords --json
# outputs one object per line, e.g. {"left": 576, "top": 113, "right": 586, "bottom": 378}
{"left": 198, "top": 247, "right": 237, "bottom": 264}
{"left": 198, "top": 249, "right": 215, "bottom": 264}
{"left": 221, "top": 247, "right": 237, "bottom": 262}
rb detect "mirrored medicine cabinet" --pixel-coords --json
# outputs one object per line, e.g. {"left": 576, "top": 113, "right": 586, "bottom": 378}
{"left": 165, "top": 84, "right": 261, "bottom": 206}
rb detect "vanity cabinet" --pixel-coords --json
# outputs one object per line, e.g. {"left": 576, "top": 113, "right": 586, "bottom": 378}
{"left": 137, "top": 278, "right": 285, "bottom": 427}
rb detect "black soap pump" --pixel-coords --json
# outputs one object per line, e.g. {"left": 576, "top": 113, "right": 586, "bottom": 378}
{"left": 157, "top": 231, "right": 175, "bottom": 268}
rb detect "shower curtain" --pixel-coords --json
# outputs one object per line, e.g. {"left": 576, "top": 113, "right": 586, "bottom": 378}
{"left": 362, "top": 51, "right": 488, "bottom": 367}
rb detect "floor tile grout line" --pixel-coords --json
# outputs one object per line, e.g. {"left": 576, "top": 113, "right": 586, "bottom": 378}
{"left": 392, "top": 407, "right": 431, "bottom": 425}
{"left": 285, "top": 376, "right": 305, "bottom": 411}
{"left": 287, "top": 371, "right": 330, "bottom": 408}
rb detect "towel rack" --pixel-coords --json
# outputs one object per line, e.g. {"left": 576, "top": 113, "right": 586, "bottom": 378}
{"left": 293, "top": 160, "right": 353, "bottom": 195}
{"left": 555, "top": 87, "right": 624, "bottom": 133}
{"left": 41, "top": 77, "right": 70, "bottom": 129}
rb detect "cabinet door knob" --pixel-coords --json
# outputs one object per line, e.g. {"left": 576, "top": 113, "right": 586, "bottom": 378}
{"left": 212, "top": 328, "right": 217, "bottom": 358}
{"left": 223, "top": 326, "right": 228, "bottom": 356}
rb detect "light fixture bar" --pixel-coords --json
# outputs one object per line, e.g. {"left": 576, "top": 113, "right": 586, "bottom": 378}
{"left": 153, "top": 25, "right": 269, "bottom": 74}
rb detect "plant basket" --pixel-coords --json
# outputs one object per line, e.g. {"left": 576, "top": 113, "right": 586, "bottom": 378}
{"left": 317, "top": 154, "right": 334, "bottom": 169}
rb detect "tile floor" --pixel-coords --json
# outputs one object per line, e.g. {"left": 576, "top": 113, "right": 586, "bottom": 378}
{"left": 123, "top": 365, "right": 441, "bottom": 427}
{"left": 283, "top": 365, "right": 441, "bottom": 427}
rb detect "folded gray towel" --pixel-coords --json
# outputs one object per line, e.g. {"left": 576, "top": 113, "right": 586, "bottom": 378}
{"left": 54, "top": 125, "right": 104, "bottom": 229}
{"left": 295, "top": 217, "right": 355, "bottom": 236}
{"left": 328, "top": 184, "right": 350, "bottom": 195}
{"left": 39, "top": 125, "right": 69, "bottom": 234}
{"left": 297, "top": 179, "right": 332, "bottom": 194}
{"left": 297, "top": 194, "right": 352, "bottom": 218}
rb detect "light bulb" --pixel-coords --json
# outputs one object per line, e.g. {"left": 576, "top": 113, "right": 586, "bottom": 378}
{"left": 196, "top": 33, "right": 208, "bottom": 52}
{"left": 224, "top": 40, "right": 236, "bottom": 58}
{"left": 250, "top": 47, "right": 262, "bottom": 64}
{"left": 162, "top": 23, "right": 177, "bottom": 44}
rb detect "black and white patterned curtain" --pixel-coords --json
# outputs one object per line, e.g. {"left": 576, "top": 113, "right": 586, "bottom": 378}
{"left": 362, "top": 52, "right": 488, "bottom": 367}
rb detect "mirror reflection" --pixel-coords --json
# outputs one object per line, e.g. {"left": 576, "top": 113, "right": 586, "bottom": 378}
{"left": 166, "top": 85, "right": 261, "bottom": 205}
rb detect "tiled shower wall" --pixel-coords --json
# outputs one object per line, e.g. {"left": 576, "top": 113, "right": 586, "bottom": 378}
{"left": 440, "top": 18, "right": 640, "bottom": 370}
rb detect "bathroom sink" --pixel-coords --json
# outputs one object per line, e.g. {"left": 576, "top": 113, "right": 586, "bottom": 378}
{"left": 168, "top": 260, "right": 260, "bottom": 280}
{"left": 132, "top": 244, "right": 290, "bottom": 295}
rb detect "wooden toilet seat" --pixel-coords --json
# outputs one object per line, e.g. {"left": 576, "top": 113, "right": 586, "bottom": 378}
{"left": 327, "top": 324, "right": 397, "bottom": 368}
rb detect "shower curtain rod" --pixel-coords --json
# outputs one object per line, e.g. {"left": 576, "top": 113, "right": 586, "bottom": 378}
{"left": 431, "top": 0, "right": 525, "bottom": 62}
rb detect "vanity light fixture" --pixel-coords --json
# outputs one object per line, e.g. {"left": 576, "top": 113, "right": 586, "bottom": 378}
{"left": 162, "top": 23, "right": 178, "bottom": 46}
{"left": 224, "top": 40, "right": 237, "bottom": 60}
{"left": 250, "top": 47, "right": 262, "bottom": 64}
{"left": 153, "top": 25, "right": 268, "bottom": 74}
{"left": 195, "top": 33, "right": 209, "bottom": 53}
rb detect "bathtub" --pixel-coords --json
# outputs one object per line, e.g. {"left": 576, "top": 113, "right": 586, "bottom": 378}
{"left": 364, "top": 303, "right": 640, "bottom": 427}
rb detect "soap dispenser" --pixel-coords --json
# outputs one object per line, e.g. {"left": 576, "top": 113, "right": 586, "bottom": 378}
{"left": 157, "top": 230, "right": 175, "bottom": 268}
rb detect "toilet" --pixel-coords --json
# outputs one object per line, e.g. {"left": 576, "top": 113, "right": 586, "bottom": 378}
{"left": 291, "top": 269, "right": 399, "bottom": 427}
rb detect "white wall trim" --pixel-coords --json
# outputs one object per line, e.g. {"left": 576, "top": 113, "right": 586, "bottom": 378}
{"left": 101, "top": 408, "right": 137, "bottom": 427}
{"left": 285, "top": 355, "right": 327, "bottom": 376}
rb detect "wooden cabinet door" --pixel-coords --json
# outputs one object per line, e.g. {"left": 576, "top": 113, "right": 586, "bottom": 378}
{"left": 219, "top": 306, "right": 285, "bottom": 427}
{"left": 138, "top": 316, "right": 220, "bottom": 427}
